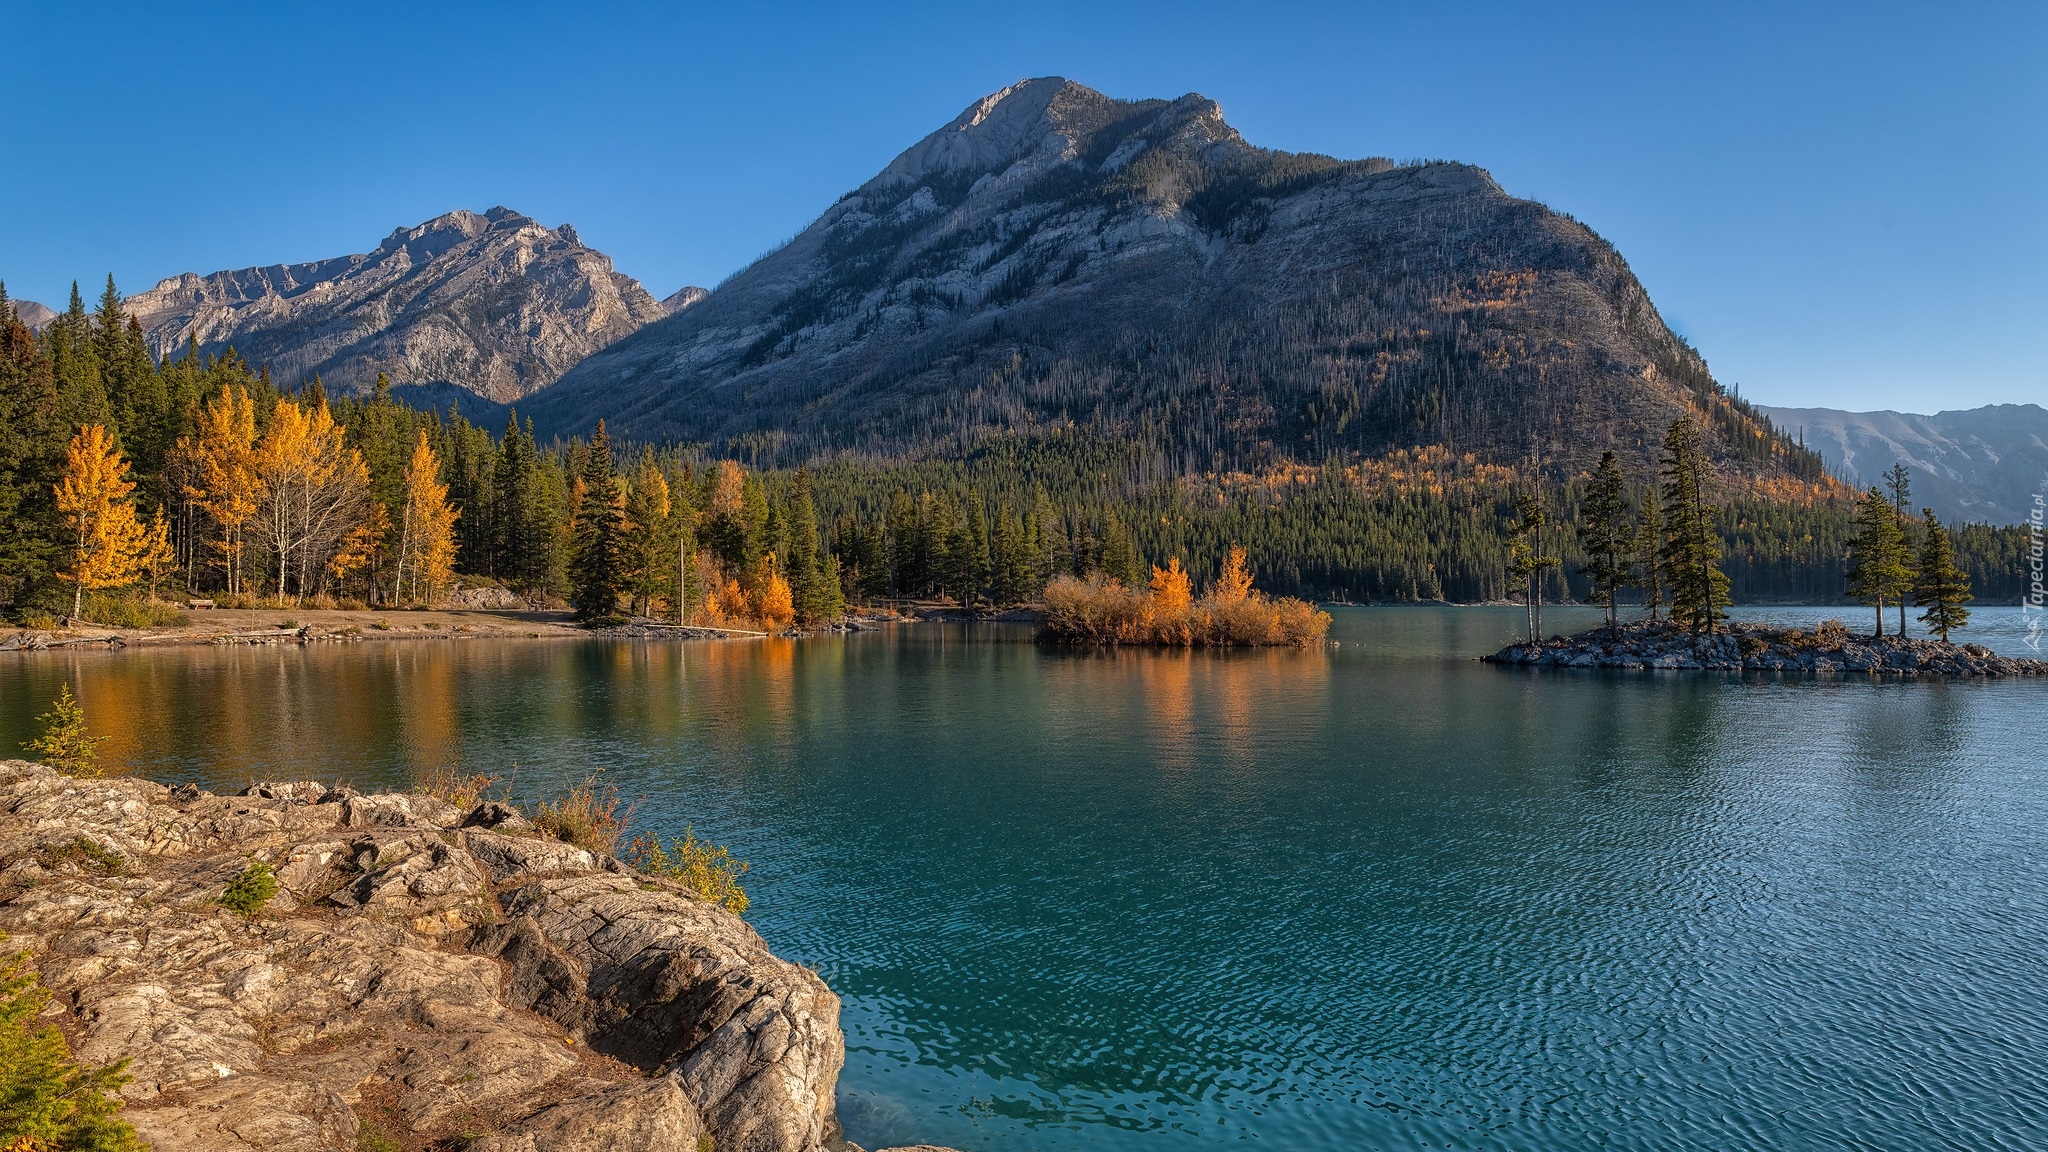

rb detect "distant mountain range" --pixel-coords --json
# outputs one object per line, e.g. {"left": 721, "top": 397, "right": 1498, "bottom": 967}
{"left": 116, "top": 208, "right": 706, "bottom": 403}
{"left": 1758, "top": 404, "right": 2048, "bottom": 525}
{"left": 524, "top": 77, "right": 1807, "bottom": 484}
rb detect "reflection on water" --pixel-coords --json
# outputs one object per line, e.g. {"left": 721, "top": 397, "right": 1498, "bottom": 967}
{"left": 2, "top": 608, "right": 2046, "bottom": 1151}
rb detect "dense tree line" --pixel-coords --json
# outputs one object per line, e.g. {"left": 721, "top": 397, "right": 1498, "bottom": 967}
{"left": 1, "top": 281, "right": 2032, "bottom": 629}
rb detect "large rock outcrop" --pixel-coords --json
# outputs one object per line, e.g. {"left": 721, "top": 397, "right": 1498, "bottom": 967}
{"left": 121, "top": 208, "right": 668, "bottom": 403}
{"left": 0, "top": 760, "right": 852, "bottom": 1152}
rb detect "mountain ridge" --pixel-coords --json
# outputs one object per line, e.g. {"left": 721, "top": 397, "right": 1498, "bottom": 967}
{"left": 1758, "top": 402, "right": 2048, "bottom": 524}
{"left": 526, "top": 77, "right": 1820, "bottom": 487}
{"left": 120, "top": 207, "right": 669, "bottom": 402}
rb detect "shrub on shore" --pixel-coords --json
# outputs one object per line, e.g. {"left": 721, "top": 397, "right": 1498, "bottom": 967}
{"left": 628, "top": 827, "right": 750, "bottom": 915}
{"left": 0, "top": 936, "right": 142, "bottom": 1151}
{"left": 75, "top": 594, "right": 188, "bottom": 630}
{"left": 1043, "top": 546, "right": 1330, "bottom": 647}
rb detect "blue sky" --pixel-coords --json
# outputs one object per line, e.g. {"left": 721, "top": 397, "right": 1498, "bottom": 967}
{"left": 4, "top": 1, "right": 2041, "bottom": 411}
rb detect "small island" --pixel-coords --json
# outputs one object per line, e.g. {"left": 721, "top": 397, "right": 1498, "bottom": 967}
{"left": 1487, "top": 618, "right": 2046, "bottom": 676}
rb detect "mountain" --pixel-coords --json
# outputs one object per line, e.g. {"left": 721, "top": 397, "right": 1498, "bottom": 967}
{"left": 528, "top": 77, "right": 1817, "bottom": 485}
{"left": 7, "top": 298, "right": 56, "bottom": 331}
{"left": 1758, "top": 403, "right": 2048, "bottom": 525}
{"left": 121, "top": 208, "right": 667, "bottom": 403}
{"left": 662, "top": 285, "right": 710, "bottom": 314}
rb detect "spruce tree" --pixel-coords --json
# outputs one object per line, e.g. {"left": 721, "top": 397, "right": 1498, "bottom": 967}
{"left": 1845, "top": 487, "right": 1910, "bottom": 637}
{"left": 0, "top": 294, "right": 68, "bottom": 614}
{"left": 1884, "top": 463, "right": 1914, "bottom": 635}
{"left": 1576, "top": 451, "right": 1634, "bottom": 634}
{"left": 569, "top": 421, "right": 626, "bottom": 623}
{"left": 1911, "top": 509, "right": 1972, "bottom": 641}
{"left": 1658, "top": 417, "right": 1730, "bottom": 635}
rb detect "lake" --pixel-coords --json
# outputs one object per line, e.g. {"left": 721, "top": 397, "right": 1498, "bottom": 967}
{"left": 4, "top": 606, "right": 2045, "bottom": 1151}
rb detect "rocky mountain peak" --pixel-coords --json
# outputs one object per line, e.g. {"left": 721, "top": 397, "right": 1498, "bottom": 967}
{"left": 121, "top": 208, "right": 668, "bottom": 403}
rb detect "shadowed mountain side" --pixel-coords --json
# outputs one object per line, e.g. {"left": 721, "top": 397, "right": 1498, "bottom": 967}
{"left": 121, "top": 208, "right": 669, "bottom": 403}
{"left": 527, "top": 77, "right": 1823, "bottom": 486}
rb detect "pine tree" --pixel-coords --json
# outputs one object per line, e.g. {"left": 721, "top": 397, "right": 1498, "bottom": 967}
{"left": 1912, "top": 509, "right": 1972, "bottom": 641}
{"left": 569, "top": 422, "right": 627, "bottom": 622}
{"left": 1884, "top": 463, "right": 1914, "bottom": 635}
{"left": 21, "top": 685, "right": 106, "bottom": 777}
{"left": 54, "top": 425, "right": 150, "bottom": 618}
{"left": 1658, "top": 417, "right": 1730, "bottom": 635}
{"left": 0, "top": 295, "right": 67, "bottom": 613}
{"left": 1576, "top": 450, "right": 1634, "bottom": 634}
{"left": 1506, "top": 491, "right": 1559, "bottom": 642}
{"left": 1845, "top": 487, "right": 1911, "bottom": 637}
{"left": 48, "top": 282, "right": 110, "bottom": 434}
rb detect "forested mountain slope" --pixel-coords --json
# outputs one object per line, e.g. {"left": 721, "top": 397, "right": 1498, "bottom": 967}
{"left": 121, "top": 208, "right": 669, "bottom": 403}
{"left": 1760, "top": 403, "right": 2048, "bottom": 525}
{"left": 531, "top": 77, "right": 1823, "bottom": 487}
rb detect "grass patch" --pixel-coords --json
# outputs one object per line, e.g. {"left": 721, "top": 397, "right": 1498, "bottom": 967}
{"left": 77, "top": 594, "right": 190, "bottom": 629}
{"left": 532, "top": 778, "right": 631, "bottom": 856}
{"left": 410, "top": 766, "right": 502, "bottom": 810}
{"left": 220, "top": 860, "right": 278, "bottom": 918}
{"left": 629, "top": 827, "right": 750, "bottom": 915}
{"left": 37, "top": 838, "right": 128, "bottom": 877}
{"left": 355, "top": 1124, "right": 400, "bottom": 1152}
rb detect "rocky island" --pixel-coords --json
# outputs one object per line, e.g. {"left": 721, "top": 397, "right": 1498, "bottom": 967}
{"left": 1485, "top": 619, "right": 2047, "bottom": 675}
{"left": 0, "top": 759, "right": 959, "bottom": 1152}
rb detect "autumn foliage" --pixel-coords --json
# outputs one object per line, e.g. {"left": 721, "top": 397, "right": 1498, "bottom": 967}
{"left": 1043, "top": 545, "right": 1330, "bottom": 646}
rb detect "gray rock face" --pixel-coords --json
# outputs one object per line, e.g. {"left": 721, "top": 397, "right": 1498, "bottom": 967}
{"left": 121, "top": 207, "right": 668, "bottom": 402}
{"left": 1757, "top": 403, "right": 2048, "bottom": 526}
{"left": 530, "top": 77, "right": 1800, "bottom": 484}
{"left": 661, "top": 285, "right": 710, "bottom": 315}
{"left": 0, "top": 760, "right": 851, "bottom": 1152}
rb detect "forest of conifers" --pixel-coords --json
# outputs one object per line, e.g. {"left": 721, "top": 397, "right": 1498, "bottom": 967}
{"left": 0, "top": 280, "right": 2032, "bottom": 625}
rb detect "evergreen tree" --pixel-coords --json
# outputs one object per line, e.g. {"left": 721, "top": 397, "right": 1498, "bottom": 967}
{"left": 624, "top": 450, "right": 680, "bottom": 618}
{"left": 48, "top": 282, "right": 110, "bottom": 434}
{"left": 1912, "top": 508, "right": 1972, "bottom": 641}
{"left": 1845, "top": 487, "right": 1910, "bottom": 637}
{"left": 1576, "top": 450, "right": 1634, "bottom": 634}
{"left": 1634, "top": 490, "right": 1664, "bottom": 621}
{"left": 1506, "top": 491, "right": 1560, "bottom": 641}
{"left": 1658, "top": 417, "right": 1730, "bottom": 635}
{"left": 1884, "top": 463, "right": 1914, "bottom": 635}
{"left": 1096, "top": 508, "right": 1142, "bottom": 585}
{"left": 0, "top": 293, "right": 67, "bottom": 614}
{"left": 569, "top": 422, "right": 626, "bottom": 622}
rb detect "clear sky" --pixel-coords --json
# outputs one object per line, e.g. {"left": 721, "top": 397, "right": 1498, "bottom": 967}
{"left": 4, "top": 1, "right": 2041, "bottom": 412}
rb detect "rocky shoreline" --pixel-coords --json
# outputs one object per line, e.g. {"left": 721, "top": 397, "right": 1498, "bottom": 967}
{"left": 0, "top": 760, "right": 960, "bottom": 1152}
{"left": 1485, "top": 619, "right": 2047, "bottom": 675}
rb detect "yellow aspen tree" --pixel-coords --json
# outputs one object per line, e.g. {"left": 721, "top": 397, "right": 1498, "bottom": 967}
{"left": 253, "top": 398, "right": 373, "bottom": 602}
{"left": 397, "top": 430, "right": 459, "bottom": 604}
{"left": 137, "top": 505, "right": 177, "bottom": 601}
{"left": 252, "top": 401, "right": 316, "bottom": 602}
{"left": 54, "top": 425, "right": 149, "bottom": 618}
{"left": 182, "top": 385, "right": 258, "bottom": 596}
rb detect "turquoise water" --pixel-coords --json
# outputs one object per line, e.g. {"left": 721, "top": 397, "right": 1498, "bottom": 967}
{"left": 4, "top": 607, "right": 2046, "bottom": 1150}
